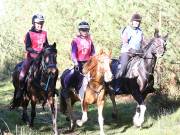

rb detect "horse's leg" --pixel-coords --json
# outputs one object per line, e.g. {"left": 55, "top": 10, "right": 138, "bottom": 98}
{"left": 48, "top": 96, "right": 58, "bottom": 135}
{"left": 22, "top": 99, "right": 30, "bottom": 125}
{"left": 65, "top": 97, "right": 76, "bottom": 131}
{"left": 130, "top": 81, "right": 146, "bottom": 127}
{"left": 134, "top": 104, "right": 146, "bottom": 127}
{"left": 76, "top": 101, "right": 88, "bottom": 126}
{"left": 30, "top": 100, "right": 36, "bottom": 127}
{"left": 109, "top": 93, "right": 118, "bottom": 119}
{"left": 97, "top": 99, "right": 105, "bottom": 135}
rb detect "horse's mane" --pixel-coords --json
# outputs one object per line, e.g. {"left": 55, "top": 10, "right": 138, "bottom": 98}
{"left": 83, "top": 56, "right": 98, "bottom": 74}
{"left": 31, "top": 45, "right": 57, "bottom": 77}
{"left": 143, "top": 38, "right": 155, "bottom": 52}
{"left": 83, "top": 49, "right": 111, "bottom": 75}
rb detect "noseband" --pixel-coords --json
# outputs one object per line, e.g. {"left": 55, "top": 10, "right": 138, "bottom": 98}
{"left": 41, "top": 48, "right": 57, "bottom": 71}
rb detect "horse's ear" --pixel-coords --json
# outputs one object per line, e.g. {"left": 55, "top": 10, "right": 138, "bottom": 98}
{"left": 44, "top": 42, "right": 49, "bottom": 48}
{"left": 52, "top": 42, "right": 56, "bottom": 48}
{"left": 99, "top": 48, "right": 104, "bottom": 55}
{"left": 154, "top": 28, "right": 160, "bottom": 38}
{"left": 108, "top": 49, "right": 112, "bottom": 57}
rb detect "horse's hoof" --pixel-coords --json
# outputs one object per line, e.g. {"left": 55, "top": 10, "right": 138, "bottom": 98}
{"left": 133, "top": 118, "right": 142, "bottom": 127}
{"left": 53, "top": 130, "right": 59, "bottom": 135}
{"left": 111, "top": 113, "right": 118, "bottom": 119}
{"left": 66, "top": 117, "right": 70, "bottom": 121}
{"left": 21, "top": 116, "right": 30, "bottom": 125}
{"left": 100, "top": 131, "right": 105, "bottom": 135}
{"left": 29, "top": 123, "right": 34, "bottom": 128}
{"left": 76, "top": 120, "right": 83, "bottom": 127}
{"left": 63, "top": 129, "right": 73, "bottom": 134}
{"left": 134, "top": 123, "right": 141, "bottom": 128}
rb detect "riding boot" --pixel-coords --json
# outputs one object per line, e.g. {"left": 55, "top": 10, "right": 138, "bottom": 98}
{"left": 113, "top": 79, "right": 120, "bottom": 93}
{"left": 15, "top": 80, "right": 25, "bottom": 99}
{"left": 115, "top": 53, "right": 129, "bottom": 79}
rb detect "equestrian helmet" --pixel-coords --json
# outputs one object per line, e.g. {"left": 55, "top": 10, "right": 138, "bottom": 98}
{"left": 32, "top": 13, "right": 45, "bottom": 24}
{"left": 131, "top": 13, "right": 142, "bottom": 22}
{"left": 78, "top": 21, "right": 90, "bottom": 31}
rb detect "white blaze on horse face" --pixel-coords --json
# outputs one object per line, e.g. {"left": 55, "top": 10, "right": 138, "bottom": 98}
{"left": 102, "top": 56, "right": 112, "bottom": 82}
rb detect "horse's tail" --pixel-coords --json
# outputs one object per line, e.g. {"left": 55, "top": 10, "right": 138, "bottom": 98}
{"left": 10, "top": 64, "right": 21, "bottom": 110}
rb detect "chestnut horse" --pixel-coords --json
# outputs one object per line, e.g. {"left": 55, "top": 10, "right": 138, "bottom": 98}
{"left": 60, "top": 49, "right": 112, "bottom": 135}
{"left": 107, "top": 29, "right": 168, "bottom": 127}
{"left": 10, "top": 43, "right": 59, "bottom": 135}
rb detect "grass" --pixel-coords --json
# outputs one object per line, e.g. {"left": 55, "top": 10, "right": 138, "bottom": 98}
{"left": 0, "top": 79, "right": 180, "bottom": 135}
{"left": 0, "top": 0, "right": 179, "bottom": 134}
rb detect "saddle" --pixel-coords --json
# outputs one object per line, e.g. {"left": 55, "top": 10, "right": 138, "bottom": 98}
{"left": 125, "top": 56, "right": 141, "bottom": 78}
{"left": 111, "top": 57, "right": 138, "bottom": 78}
{"left": 60, "top": 67, "right": 84, "bottom": 99}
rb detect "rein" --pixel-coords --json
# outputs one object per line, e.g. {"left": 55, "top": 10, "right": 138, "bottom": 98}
{"left": 45, "top": 73, "right": 52, "bottom": 91}
{"left": 75, "top": 59, "right": 98, "bottom": 79}
{"left": 35, "top": 49, "right": 57, "bottom": 92}
{"left": 84, "top": 59, "right": 108, "bottom": 95}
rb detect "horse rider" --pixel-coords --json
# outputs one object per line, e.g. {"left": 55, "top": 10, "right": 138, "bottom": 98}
{"left": 114, "top": 13, "right": 145, "bottom": 92}
{"left": 15, "top": 13, "right": 49, "bottom": 100}
{"left": 71, "top": 21, "right": 95, "bottom": 98}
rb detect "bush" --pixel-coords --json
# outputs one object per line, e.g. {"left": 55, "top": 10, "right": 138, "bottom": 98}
{"left": 0, "top": 0, "right": 179, "bottom": 96}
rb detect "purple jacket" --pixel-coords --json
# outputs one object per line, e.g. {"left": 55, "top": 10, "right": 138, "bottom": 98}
{"left": 71, "top": 35, "right": 95, "bottom": 65}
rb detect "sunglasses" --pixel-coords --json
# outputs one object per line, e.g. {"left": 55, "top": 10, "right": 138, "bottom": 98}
{"left": 35, "top": 22, "right": 44, "bottom": 25}
{"left": 79, "top": 28, "right": 89, "bottom": 32}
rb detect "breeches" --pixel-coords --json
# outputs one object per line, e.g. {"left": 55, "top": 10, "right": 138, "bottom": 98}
{"left": 120, "top": 53, "right": 131, "bottom": 74}
{"left": 19, "top": 57, "right": 33, "bottom": 81}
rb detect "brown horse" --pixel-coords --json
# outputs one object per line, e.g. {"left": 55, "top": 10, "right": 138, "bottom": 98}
{"left": 107, "top": 29, "right": 168, "bottom": 127}
{"left": 60, "top": 49, "right": 112, "bottom": 135}
{"left": 10, "top": 43, "right": 59, "bottom": 135}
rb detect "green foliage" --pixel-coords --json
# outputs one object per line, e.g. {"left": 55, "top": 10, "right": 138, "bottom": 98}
{"left": 0, "top": 0, "right": 179, "bottom": 92}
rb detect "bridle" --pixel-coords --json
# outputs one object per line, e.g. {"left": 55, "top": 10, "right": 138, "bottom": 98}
{"left": 39, "top": 48, "right": 57, "bottom": 91}
{"left": 142, "top": 38, "right": 165, "bottom": 59}
{"left": 140, "top": 38, "right": 165, "bottom": 77}
{"left": 84, "top": 55, "right": 111, "bottom": 95}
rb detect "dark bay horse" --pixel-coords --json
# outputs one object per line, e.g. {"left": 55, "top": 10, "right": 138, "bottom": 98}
{"left": 60, "top": 49, "right": 112, "bottom": 135}
{"left": 10, "top": 43, "right": 59, "bottom": 134}
{"left": 108, "top": 29, "right": 168, "bottom": 127}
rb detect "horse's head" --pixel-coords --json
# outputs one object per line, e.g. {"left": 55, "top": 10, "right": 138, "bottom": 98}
{"left": 148, "top": 29, "right": 168, "bottom": 58}
{"left": 83, "top": 49, "right": 113, "bottom": 83}
{"left": 42, "top": 42, "right": 57, "bottom": 74}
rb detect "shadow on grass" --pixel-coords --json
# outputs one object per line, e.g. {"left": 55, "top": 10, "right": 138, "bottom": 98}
{"left": 0, "top": 91, "right": 180, "bottom": 134}
{"left": 145, "top": 92, "right": 180, "bottom": 119}
{"left": 59, "top": 92, "right": 180, "bottom": 134}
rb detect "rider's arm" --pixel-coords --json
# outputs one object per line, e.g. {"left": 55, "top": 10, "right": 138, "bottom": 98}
{"left": 122, "top": 29, "right": 129, "bottom": 46}
{"left": 71, "top": 40, "right": 78, "bottom": 65}
{"left": 43, "top": 33, "right": 49, "bottom": 47}
{"left": 25, "top": 32, "right": 38, "bottom": 54}
{"left": 121, "top": 28, "right": 131, "bottom": 53}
